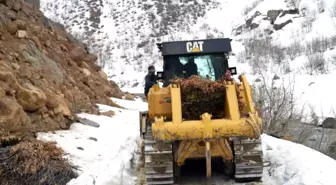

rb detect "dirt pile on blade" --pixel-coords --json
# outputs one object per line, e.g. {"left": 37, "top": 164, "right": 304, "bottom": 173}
{"left": 178, "top": 75, "right": 244, "bottom": 120}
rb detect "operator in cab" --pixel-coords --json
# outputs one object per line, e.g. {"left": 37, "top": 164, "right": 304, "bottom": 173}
{"left": 144, "top": 65, "right": 157, "bottom": 99}
{"left": 183, "top": 57, "right": 198, "bottom": 78}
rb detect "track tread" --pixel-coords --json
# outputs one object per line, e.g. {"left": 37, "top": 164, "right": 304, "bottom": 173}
{"left": 232, "top": 137, "right": 263, "bottom": 182}
{"left": 144, "top": 124, "right": 175, "bottom": 185}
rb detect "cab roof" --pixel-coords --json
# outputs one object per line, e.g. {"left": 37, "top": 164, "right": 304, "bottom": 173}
{"left": 157, "top": 38, "right": 232, "bottom": 56}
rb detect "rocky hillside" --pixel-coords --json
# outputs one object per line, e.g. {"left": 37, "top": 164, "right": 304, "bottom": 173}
{"left": 0, "top": 0, "right": 124, "bottom": 141}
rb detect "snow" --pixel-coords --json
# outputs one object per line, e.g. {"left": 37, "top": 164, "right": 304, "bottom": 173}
{"left": 34, "top": 97, "right": 336, "bottom": 185}
{"left": 253, "top": 0, "right": 288, "bottom": 15}
{"left": 37, "top": 98, "right": 148, "bottom": 185}
{"left": 262, "top": 134, "right": 336, "bottom": 185}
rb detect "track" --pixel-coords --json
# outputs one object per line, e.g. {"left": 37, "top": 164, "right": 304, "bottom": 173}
{"left": 142, "top": 124, "right": 264, "bottom": 185}
{"left": 143, "top": 126, "right": 175, "bottom": 185}
{"left": 232, "top": 138, "right": 263, "bottom": 182}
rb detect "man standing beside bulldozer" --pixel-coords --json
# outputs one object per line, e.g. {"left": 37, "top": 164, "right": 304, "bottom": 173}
{"left": 144, "top": 65, "right": 157, "bottom": 99}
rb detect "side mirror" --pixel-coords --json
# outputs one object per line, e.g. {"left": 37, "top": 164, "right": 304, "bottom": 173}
{"left": 228, "top": 67, "right": 237, "bottom": 75}
{"left": 156, "top": 71, "right": 164, "bottom": 80}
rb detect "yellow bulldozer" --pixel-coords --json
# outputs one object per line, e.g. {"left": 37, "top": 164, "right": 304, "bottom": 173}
{"left": 139, "top": 38, "right": 264, "bottom": 184}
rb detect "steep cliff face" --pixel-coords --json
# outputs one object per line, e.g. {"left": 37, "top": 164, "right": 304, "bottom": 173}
{"left": 0, "top": 0, "right": 124, "bottom": 139}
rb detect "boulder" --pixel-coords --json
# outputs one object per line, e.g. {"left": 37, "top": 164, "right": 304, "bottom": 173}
{"left": 7, "top": 10, "right": 17, "bottom": 21}
{"left": 81, "top": 68, "right": 91, "bottom": 77}
{"left": 6, "top": 22, "right": 17, "bottom": 35}
{"left": 69, "top": 46, "right": 87, "bottom": 63}
{"left": 16, "top": 30, "right": 28, "bottom": 38}
{"left": 78, "top": 118, "right": 100, "bottom": 128}
{"left": 16, "top": 83, "right": 47, "bottom": 111}
{"left": 11, "top": 63, "right": 20, "bottom": 70}
{"left": 31, "top": 36, "right": 42, "bottom": 49}
{"left": 267, "top": 10, "right": 282, "bottom": 24}
{"left": 45, "top": 92, "right": 62, "bottom": 108}
{"left": 125, "top": 93, "right": 135, "bottom": 100}
{"left": 98, "top": 70, "right": 108, "bottom": 79}
{"left": 250, "top": 23, "right": 259, "bottom": 29}
{"left": 52, "top": 98, "right": 72, "bottom": 117}
{"left": 87, "top": 53, "right": 97, "bottom": 62}
{"left": 273, "top": 19, "right": 293, "bottom": 30}
{"left": 60, "top": 44, "right": 68, "bottom": 52}
{"left": 100, "top": 110, "right": 115, "bottom": 117}
{"left": 245, "top": 11, "right": 261, "bottom": 28}
{"left": 44, "top": 40, "right": 51, "bottom": 47}
{"left": 16, "top": 20, "right": 27, "bottom": 30}
{"left": 0, "top": 71, "right": 20, "bottom": 90}
{"left": 279, "top": 8, "right": 299, "bottom": 17}
{"left": 0, "top": 97, "right": 31, "bottom": 131}
{"left": 18, "top": 65, "right": 32, "bottom": 78}
{"left": 322, "top": 117, "right": 336, "bottom": 129}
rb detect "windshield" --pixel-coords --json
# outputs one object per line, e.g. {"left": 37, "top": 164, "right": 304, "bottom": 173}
{"left": 163, "top": 54, "right": 228, "bottom": 84}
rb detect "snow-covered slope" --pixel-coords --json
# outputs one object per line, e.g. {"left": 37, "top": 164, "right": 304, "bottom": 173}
{"left": 230, "top": 0, "right": 336, "bottom": 122}
{"left": 37, "top": 97, "right": 336, "bottom": 185}
{"left": 40, "top": 0, "right": 336, "bottom": 122}
{"left": 40, "top": 0, "right": 230, "bottom": 88}
{"left": 262, "top": 134, "right": 336, "bottom": 185}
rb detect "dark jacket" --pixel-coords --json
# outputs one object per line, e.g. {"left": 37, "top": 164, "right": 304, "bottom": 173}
{"left": 144, "top": 72, "right": 157, "bottom": 97}
{"left": 183, "top": 62, "right": 198, "bottom": 78}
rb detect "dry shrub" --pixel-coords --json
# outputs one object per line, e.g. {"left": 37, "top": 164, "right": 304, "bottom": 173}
{"left": 330, "top": 1, "right": 336, "bottom": 17}
{"left": 0, "top": 140, "right": 76, "bottom": 185}
{"left": 303, "top": 52, "right": 327, "bottom": 75}
{"left": 177, "top": 73, "right": 244, "bottom": 120}
{"left": 0, "top": 129, "right": 21, "bottom": 147}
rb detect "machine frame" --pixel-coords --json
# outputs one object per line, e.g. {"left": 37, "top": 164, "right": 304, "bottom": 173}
{"left": 140, "top": 38, "right": 264, "bottom": 185}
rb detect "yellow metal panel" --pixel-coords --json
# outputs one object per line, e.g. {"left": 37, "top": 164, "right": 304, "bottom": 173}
{"left": 170, "top": 83, "right": 182, "bottom": 124}
{"left": 224, "top": 83, "right": 240, "bottom": 120}
{"left": 239, "top": 75, "right": 256, "bottom": 113}
{"left": 153, "top": 114, "right": 261, "bottom": 141}
{"left": 175, "top": 139, "right": 234, "bottom": 166}
{"left": 147, "top": 85, "right": 172, "bottom": 121}
{"left": 175, "top": 140, "right": 198, "bottom": 166}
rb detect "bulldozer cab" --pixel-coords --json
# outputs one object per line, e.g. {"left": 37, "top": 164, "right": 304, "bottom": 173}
{"left": 156, "top": 38, "right": 236, "bottom": 86}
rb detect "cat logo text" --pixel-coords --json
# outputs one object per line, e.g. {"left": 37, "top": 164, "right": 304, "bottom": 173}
{"left": 186, "top": 41, "right": 204, "bottom": 52}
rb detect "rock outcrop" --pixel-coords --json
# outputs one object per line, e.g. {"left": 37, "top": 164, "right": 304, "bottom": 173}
{"left": 271, "top": 118, "right": 336, "bottom": 160}
{"left": 233, "top": 8, "right": 300, "bottom": 35}
{"left": 0, "top": 0, "right": 124, "bottom": 138}
{"left": 267, "top": 10, "right": 282, "bottom": 24}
